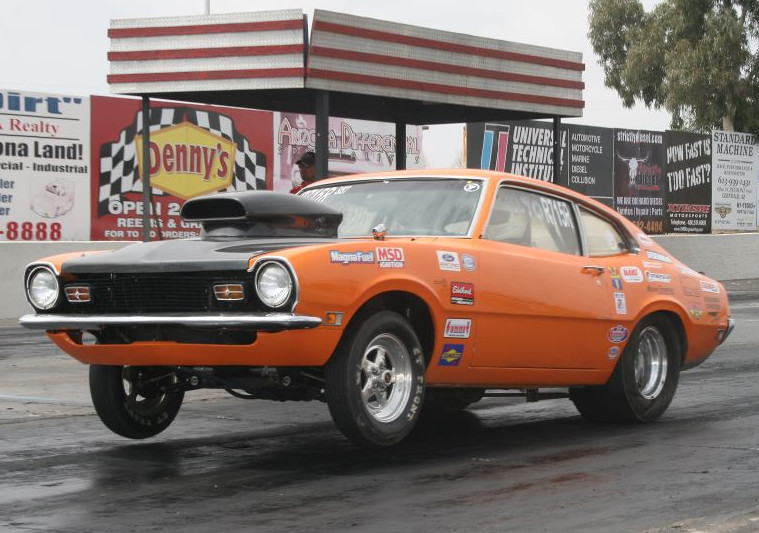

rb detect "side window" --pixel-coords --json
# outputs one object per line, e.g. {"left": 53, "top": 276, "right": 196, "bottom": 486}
{"left": 484, "top": 187, "right": 580, "bottom": 255}
{"left": 580, "top": 208, "right": 628, "bottom": 256}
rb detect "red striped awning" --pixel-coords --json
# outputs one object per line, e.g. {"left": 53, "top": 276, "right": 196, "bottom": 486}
{"left": 306, "top": 10, "right": 584, "bottom": 117}
{"left": 108, "top": 10, "right": 306, "bottom": 94}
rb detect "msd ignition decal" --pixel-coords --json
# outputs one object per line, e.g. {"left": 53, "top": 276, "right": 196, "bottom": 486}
{"left": 621, "top": 266, "right": 643, "bottom": 282}
{"left": 608, "top": 325, "right": 629, "bottom": 343}
{"left": 438, "top": 343, "right": 464, "bottom": 366}
{"left": 450, "top": 282, "right": 474, "bottom": 305}
{"left": 437, "top": 251, "right": 461, "bottom": 272}
{"left": 376, "top": 247, "right": 404, "bottom": 268}
{"left": 97, "top": 107, "right": 266, "bottom": 221}
{"left": 443, "top": 318, "right": 472, "bottom": 339}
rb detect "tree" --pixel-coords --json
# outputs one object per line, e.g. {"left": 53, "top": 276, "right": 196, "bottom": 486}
{"left": 588, "top": 0, "right": 759, "bottom": 133}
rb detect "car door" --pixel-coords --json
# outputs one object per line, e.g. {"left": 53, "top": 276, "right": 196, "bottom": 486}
{"left": 472, "top": 185, "right": 615, "bottom": 370}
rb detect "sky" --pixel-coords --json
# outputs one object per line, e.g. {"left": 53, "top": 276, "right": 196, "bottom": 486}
{"left": 1, "top": 0, "right": 670, "bottom": 167}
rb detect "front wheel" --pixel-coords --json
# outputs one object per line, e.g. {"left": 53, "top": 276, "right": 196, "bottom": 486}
{"left": 89, "top": 365, "right": 185, "bottom": 439}
{"left": 571, "top": 314, "right": 681, "bottom": 423}
{"left": 325, "top": 311, "right": 426, "bottom": 447}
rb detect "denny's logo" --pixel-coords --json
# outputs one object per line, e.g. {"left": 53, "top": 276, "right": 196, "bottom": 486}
{"left": 98, "top": 107, "right": 267, "bottom": 217}
{"left": 135, "top": 123, "right": 237, "bottom": 199}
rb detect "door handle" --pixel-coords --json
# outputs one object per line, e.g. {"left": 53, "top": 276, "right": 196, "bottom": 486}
{"left": 581, "top": 265, "right": 606, "bottom": 276}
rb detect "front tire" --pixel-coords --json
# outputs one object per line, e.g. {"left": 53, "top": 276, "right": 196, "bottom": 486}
{"left": 571, "top": 314, "right": 681, "bottom": 423}
{"left": 89, "top": 365, "right": 184, "bottom": 439}
{"left": 325, "top": 311, "right": 426, "bottom": 447}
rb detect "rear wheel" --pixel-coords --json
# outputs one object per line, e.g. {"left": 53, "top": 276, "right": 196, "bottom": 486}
{"left": 571, "top": 314, "right": 681, "bottom": 423}
{"left": 89, "top": 365, "right": 184, "bottom": 439}
{"left": 325, "top": 311, "right": 426, "bottom": 447}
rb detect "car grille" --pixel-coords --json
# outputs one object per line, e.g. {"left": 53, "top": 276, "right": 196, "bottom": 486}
{"left": 58, "top": 272, "right": 255, "bottom": 314}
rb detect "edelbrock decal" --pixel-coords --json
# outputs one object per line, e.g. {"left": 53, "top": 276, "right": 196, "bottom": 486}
{"left": 450, "top": 282, "right": 474, "bottom": 305}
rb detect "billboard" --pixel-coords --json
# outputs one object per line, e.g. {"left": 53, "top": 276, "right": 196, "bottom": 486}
{"left": 91, "top": 95, "right": 272, "bottom": 241}
{"left": 466, "top": 121, "right": 567, "bottom": 184}
{"left": 273, "top": 112, "right": 424, "bottom": 193}
{"left": 711, "top": 130, "right": 758, "bottom": 231}
{"left": 613, "top": 129, "right": 666, "bottom": 234}
{"left": 0, "top": 89, "right": 90, "bottom": 241}
{"left": 663, "top": 131, "right": 711, "bottom": 234}
{"left": 567, "top": 125, "right": 614, "bottom": 207}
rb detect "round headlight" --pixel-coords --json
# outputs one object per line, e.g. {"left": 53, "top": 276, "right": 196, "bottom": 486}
{"left": 255, "top": 262, "right": 293, "bottom": 309}
{"left": 27, "top": 266, "right": 60, "bottom": 310}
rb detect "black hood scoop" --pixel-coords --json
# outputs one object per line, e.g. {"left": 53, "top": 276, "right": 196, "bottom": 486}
{"left": 181, "top": 190, "right": 343, "bottom": 239}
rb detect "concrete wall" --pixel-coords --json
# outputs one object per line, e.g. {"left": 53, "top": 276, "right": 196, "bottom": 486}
{"left": 3, "top": 234, "right": 759, "bottom": 320}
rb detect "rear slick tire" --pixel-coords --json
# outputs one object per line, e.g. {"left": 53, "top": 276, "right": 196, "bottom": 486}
{"left": 89, "top": 365, "right": 184, "bottom": 439}
{"left": 325, "top": 310, "right": 426, "bottom": 448}
{"left": 571, "top": 314, "right": 681, "bottom": 423}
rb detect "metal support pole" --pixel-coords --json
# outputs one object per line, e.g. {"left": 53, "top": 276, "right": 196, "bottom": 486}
{"left": 315, "top": 90, "right": 329, "bottom": 180}
{"left": 141, "top": 96, "right": 152, "bottom": 242}
{"left": 395, "top": 122, "right": 407, "bottom": 170}
{"left": 553, "top": 117, "right": 562, "bottom": 186}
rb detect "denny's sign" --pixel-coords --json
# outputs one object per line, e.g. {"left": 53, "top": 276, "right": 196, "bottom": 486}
{"left": 91, "top": 102, "right": 270, "bottom": 241}
{"left": 135, "top": 122, "right": 238, "bottom": 199}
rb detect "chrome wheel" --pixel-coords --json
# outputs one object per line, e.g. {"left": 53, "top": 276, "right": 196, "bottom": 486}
{"left": 360, "top": 333, "right": 413, "bottom": 423}
{"left": 634, "top": 326, "right": 668, "bottom": 400}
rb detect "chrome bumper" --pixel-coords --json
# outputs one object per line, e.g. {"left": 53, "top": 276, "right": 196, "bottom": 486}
{"left": 718, "top": 317, "right": 735, "bottom": 345}
{"left": 19, "top": 312, "right": 322, "bottom": 332}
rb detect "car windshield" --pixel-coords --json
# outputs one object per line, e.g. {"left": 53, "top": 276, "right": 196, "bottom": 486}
{"left": 299, "top": 178, "right": 484, "bottom": 238}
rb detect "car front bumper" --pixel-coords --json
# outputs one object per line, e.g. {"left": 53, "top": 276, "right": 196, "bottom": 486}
{"left": 19, "top": 312, "right": 322, "bottom": 332}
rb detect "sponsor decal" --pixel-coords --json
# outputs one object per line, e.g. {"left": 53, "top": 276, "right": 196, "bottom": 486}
{"left": 637, "top": 233, "right": 654, "bottom": 246}
{"left": 643, "top": 261, "right": 663, "bottom": 269}
{"left": 437, "top": 251, "right": 461, "bottom": 271}
{"left": 680, "top": 266, "right": 699, "bottom": 276}
{"left": 700, "top": 280, "right": 720, "bottom": 294}
{"left": 464, "top": 182, "right": 481, "bottom": 192}
{"left": 438, "top": 343, "right": 464, "bottom": 366}
{"left": 608, "top": 325, "right": 629, "bottom": 343}
{"left": 462, "top": 254, "right": 476, "bottom": 272}
{"left": 621, "top": 266, "right": 643, "bottom": 282}
{"left": 450, "top": 282, "right": 474, "bottom": 305}
{"left": 329, "top": 250, "right": 374, "bottom": 265}
{"left": 646, "top": 286, "right": 675, "bottom": 295}
{"left": 614, "top": 292, "right": 627, "bottom": 315}
{"left": 704, "top": 296, "right": 722, "bottom": 310}
{"left": 646, "top": 271, "right": 672, "bottom": 283}
{"left": 646, "top": 250, "right": 672, "bottom": 263}
{"left": 608, "top": 346, "right": 621, "bottom": 360}
{"left": 443, "top": 318, "right": 472, "bottom": 339}
{"left": 376, "top": 246, "right": 405, "bottom": 268}
{"left": 689, "top": 307, "right": 703, "bottom": 320}
{"left": 610, "top": 267, "right": 623, "bottom": 290}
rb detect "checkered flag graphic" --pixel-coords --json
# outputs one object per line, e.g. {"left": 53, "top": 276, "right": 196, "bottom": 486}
{"left": 98, "top": 107, "right": 267, "bottom": 216}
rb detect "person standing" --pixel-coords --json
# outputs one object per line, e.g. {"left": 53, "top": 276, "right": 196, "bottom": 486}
{"left": 290, "top": 151, "right": 317, "bottom": 194}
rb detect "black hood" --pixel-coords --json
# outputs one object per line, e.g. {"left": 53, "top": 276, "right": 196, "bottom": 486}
{"left": 61, "top": 237, "right": 337, "bottom": 274}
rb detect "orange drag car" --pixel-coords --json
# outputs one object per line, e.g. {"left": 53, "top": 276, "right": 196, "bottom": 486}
{"left": 20, "top": 170, "right": 734, "bottom": 447}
